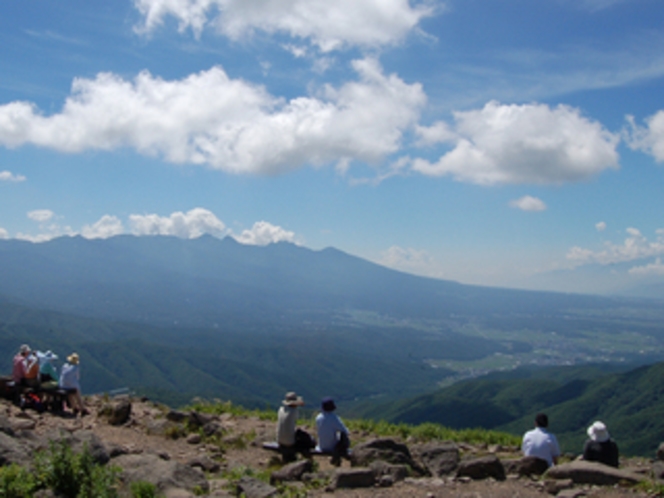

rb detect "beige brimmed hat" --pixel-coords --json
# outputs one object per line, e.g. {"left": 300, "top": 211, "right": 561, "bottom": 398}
{"left": 67, "top": 352, "right": 80, "bottom": 365}
{"left": 19, "top": 344, "right": 31, "bottom": 354}
{"left": 587, "top": 421, "right": 610, "bottom": 443}
{"left": 282, "top": 391, "right": 304, "bottom": 406}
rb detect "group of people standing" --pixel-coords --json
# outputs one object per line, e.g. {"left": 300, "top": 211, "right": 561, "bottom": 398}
{"left": 522, "top": 412, "right": 620, "bottom": 468}
{"left": 12, "top": 344, "right": 89, "bottom": 416}
{"left": 276, "top": 391, "right": 350, "bottom": 465}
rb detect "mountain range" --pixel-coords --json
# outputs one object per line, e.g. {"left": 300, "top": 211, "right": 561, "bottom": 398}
{"left": 1, "top": 234, "right": 664, "bottom": 454}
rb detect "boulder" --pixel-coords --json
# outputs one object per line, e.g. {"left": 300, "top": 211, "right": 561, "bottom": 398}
{"left": 270, "top": 459, "right": 313, "bottom": 484}
{"left": 188, "top": 411, "right": 215, "bottom": 428}
{"left": 0, "top": 415, "right": 16, "bottom": 436}
{"left": 653, "top": 460, "right": 664, "bottom": 480}
{"left": 456, "top": 455, "right": 506, "bottom": 481}
{"left": 236, "top": 476, "right": 278, "bottom": 498}
{"left": 417, "top": 442, "right": 459, "bottom": 476}
{"left": 331, "top": 468, "right": 376, "bottom": 489}
{"left": 350, "top": 438, "right": 421, "bottom": 472}
{"left": 187, "top": 455, "right": 221, "bottom": 473}
{"left": 44, "top": 429, "right": 110, "bottom": 465}
{"left": 114, "top": 453, "right": 209, "bottom": 493}
{"left": 0, "top": 431, "right": 32, "bottom": 466}
{"left": 657, "top": 442, "right": 664, "bottom": 462}
{"left": 545, "top": 460, "right": 642, "bottom": 486}
{"left": 166, "top": 410, "right": 188, "bottom": 423}
{"left": 107, "top": 398, "right": 132, "bottom": 426}
{"left": 369, "top": 460, "right": 409, "bottom": 482}
{"left": 503, "top": 456, "right": 549, "bottom": 477}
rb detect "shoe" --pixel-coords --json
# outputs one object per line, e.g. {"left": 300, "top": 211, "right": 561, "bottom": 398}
{"left": 330, "top": 456, "right": 341, "bottom": 467}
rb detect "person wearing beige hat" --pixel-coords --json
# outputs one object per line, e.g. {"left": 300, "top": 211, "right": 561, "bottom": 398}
{"left": 276, "top": 391, "right": 315, "bottom": 460}
{"left": 59, "top": 353, "right": 89, "bottom": 416}
{"left": 582, "top": 421, "right": 619, "bottom": 467}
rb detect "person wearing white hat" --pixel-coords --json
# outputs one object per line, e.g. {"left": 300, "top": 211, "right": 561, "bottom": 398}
{"left": 59, "top": 353, "right": 89, "bottom": 416}
{"left": 582, "top": 421, "right": 619, "bottom": 467}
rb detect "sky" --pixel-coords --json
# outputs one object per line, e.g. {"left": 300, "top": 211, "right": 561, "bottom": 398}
{"left": 1, "top": 0, "right": 664, "bottom": 296}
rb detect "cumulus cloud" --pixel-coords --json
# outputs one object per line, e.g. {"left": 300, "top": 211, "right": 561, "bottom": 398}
{"left": 0, "top": 170, "right": 26, "bottom": 182}
{"left": 412, "top": 101, "right": 620, "bottom": 185}
{"left": 133, "top": 0, "right": 435, "bottom": 51}
{"left": 233, "top": 221, "right": 296, "bottom": 246}
{"left": 625, "top": 111, "right": 664, "bottom": 162}
{"left": 629, "top": 257, "right": 664, "bottom": 276}
{"left": 509, "top": 195, "right": 546, "bottom": 212}
{"left": 0, "top": 227, "right": 8, "bottom": 239}
{"left": 567, "top": 227, "right": 664, "bottom": 266}
{"left": 81, "top": 215, "right": 125, "bottom": 239}
{"left": 27, "top": 209, "right": 55, "bottom": 222}
{"left": 0, "top": 60, "right": 425, "bottom": 175}
{"left": 129, "top": 208, "right": 227, "bottom": 238}
{"left": 595, "top": 221, "right": 606, "bottom": 232}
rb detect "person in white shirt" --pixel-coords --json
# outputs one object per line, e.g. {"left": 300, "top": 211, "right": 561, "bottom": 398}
{"left": 522, "top": 413, "right": 560, "bottom": 467}
{"left": 315, "top": 397, "right": 350, "bottom": 466}
{"left": 276, "top": 392, "right": 314, "bottom": 461}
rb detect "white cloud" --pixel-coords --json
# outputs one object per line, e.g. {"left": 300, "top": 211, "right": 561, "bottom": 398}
{"left": 595, "top": 221, "right": 606, "bottom": 232}
{"left": 412, "top": 101, "right": 620, "bottom": 185}
{"left": 27, "top": 209, "right": 54, "bottom": 222}
{"left": 129, "top": 208, "right": 227, "bottom": 238}
{"left": 625, "top": 111, "right": 664, "bottom": 163}
{"left": 567, "top": 227, "right": 664, "bottom": 266}
{"left": 0, "top": 227, "right": 7, "bottom": 239}
{"left": 0, "top": 60, "right": 425, "bottom": 175}
{"left": 378, "top": 245, "right": 438, "bottom": 276}
{"left": 629, "top": 257, "right": 664, "bottom": 276}
{"left": 509, "top": 195, "right": 546, "bottom": 212}
{"left": 133, "top": 0, "right": 436, "bottom": 52}
{"left": 81, "top": 215, "right": 125, "bottom": 239}
{"left": 233, "top": 221, "right": 296, "bottom": 246}
{"left": 0, "top": 170, "right": 26, "bottom": 182}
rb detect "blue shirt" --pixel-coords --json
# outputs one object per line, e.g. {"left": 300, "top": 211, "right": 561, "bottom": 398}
{"left": 59, "top": 362, "right": 81, "bottom": 390}
{"left": 316, "top": 411, "right": 348, "bottom": 452}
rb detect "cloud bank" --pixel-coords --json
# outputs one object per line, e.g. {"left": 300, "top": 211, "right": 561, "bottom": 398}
{"left": 133, "top": 0, "right": 435, "bottom": 51}
{"left": 413, "top": 101, "right": 620, "bottom": 185}
{"left": 0, "top": 59, "right": 425, "bottom": 175}
{"left": 567, "top": 227, "right": 664, "bottom": 266}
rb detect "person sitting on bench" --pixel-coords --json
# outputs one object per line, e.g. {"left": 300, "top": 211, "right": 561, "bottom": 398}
{"left": 13, "top": 344, "right": 39, "bottom": 388}
{"left": 59, "top": 353, "right": 89, "bottom": 416}
{"left": 276, "top": 391, "right": 314, "bottom": 460}
{"left": 315, "top": 397, "right": 350, "bottom": 466}
{"left": 37, "top": 350, "right": 59, "bottom": 389}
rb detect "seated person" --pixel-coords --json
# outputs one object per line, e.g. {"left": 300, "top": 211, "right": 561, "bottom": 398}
{"left": 276, "top": 391, "right": 314, "bottom": 460}
{"left": 522, "top": 413, "right": 560, "bottom": 467}
{"left": 582, "top": 421, "right": 619, "bottom": 467}
{"left": 59, "top": 353, "right": 89, "bottom": 416}
{"left": 37, "top": 350, "right": 59, "bottom": 389}
{"left": 315, "top": 397, "right": 350, "bottom": 466}
{"left": 12, "top": 345, "right": 39, "bottom": 388}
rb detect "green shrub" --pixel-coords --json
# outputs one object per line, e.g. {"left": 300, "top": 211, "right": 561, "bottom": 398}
{"left": 0, "top": 464, "right": 37, "bottom": 498}
{"left": 33, "top": 440, "right": 120, "bottom": 498}
{"left": 130, "top": 480, "right": 161, "bottom": 498}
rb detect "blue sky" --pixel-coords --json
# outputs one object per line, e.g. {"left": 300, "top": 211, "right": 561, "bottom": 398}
{"left": 1, "top": 0, "right": 664, "bottom": 295}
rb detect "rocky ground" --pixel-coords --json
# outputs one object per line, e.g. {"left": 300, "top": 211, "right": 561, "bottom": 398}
{"left": 0, "top": 395, "right": 661, "bottom": 497}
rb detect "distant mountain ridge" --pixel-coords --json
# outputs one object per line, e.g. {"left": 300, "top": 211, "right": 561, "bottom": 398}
{"left": 0, "top": 234, "right": 620, "bottom": 327}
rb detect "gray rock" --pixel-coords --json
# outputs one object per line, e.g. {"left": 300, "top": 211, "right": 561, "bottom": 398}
{"left": 166, "top": 410, "right": 188, "bottom": 423}
{"left": 0, "top": 415, "right": 15, "bottom": 437}
{"left": 186, "top": 433, "right": 201, "bottom": 444}
{"left": 43, "top": 429, "right": 110, "bottom": 465}
{"left": 236, "top": 476, "right": 278, "bottom": 498}
{"left": 369, "top": 460, "right": 409, "bottom": 482}
{"left": 187, "top": 455, "right": 221, "bottom": 473}
{"left": 556, "top": 490, "right": 587, "bottom": 498}
{"left": 0, "top": 431, "right": 31, "bottom": 466}
{"left": 657, "top": 442, "right": 664, "bottom": 461}
{"left": 417, "top": 442, "right": 459, "bottom": 476}
{"left": 456, "top": 455, "right": 506, "bottom": 481}
{"left": 543, "top": 477, "right": 574, "bottom": 494}
{"left": 503, "top": 456, "right": 549, "bottom": 477}
{"left": 653, "top": 460, "right": 664, "bottom": 480}
{"left": 114, "top": 453, "right": 209, "bottom": 493}
{"left": 351, "top": 438, "right": 421, "bottom": 473}
{"left": 188, "top": 411, "right": 215, "bottom": 428}
{"left": 108, "top": 398, "right": 132, "bottom": 426}
{"left": 545, "top": 460, "right": 642, "bottom": 486}
{"left": 270, "top": 459, "right": 313, "bottom": 484}
{"left": 331, "top": 468, "right": 376, "bottom": 489}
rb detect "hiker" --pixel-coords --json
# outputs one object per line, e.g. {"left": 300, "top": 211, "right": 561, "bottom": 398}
{"left": 522, "top": 412, "right": 561, "bottom": 467}
{"left": 37, "top": 350, "right": 59, "bottom": 388}
{"left": 582, "top": 421, "right": 619, "bottom": 467}
{"left": 59, "top": 353, "right": 89, "bottom": 416}
{"left": 276, "top": 391, "right": 314, "bottom": 460}
{"left": 12, "top": 344, "right": 39, "bottom": 387}
{"left": 315, "top": 397, "right": 350, "bottom": 466}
